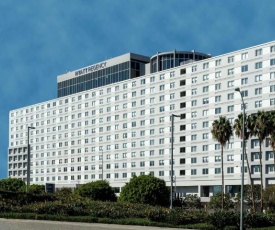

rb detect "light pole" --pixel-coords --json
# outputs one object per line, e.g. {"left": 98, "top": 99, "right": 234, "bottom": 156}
{"left": 26, "top": 126, "right": 35, "bottom": 193}
{"left": 102, "top": 151, "right": 103, "bottom": 180}
{"left": 170, "top": 114, "right": 180, "bottom": 209}
{"left": 235, "top": 87, "right": 245, "bottom": 230}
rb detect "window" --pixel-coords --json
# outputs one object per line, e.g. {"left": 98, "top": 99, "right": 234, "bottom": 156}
{"left": 215, "top": 83, "right": 221, "bottom": 90}
{"left": 192, "top": 77, "right": 197, "bottom": 83}
{"left": 191, "top": 100, "right": 197, "bottom": 106}
{"left": 203, "top": 109, "right": 208, "bottom": 116}
{"left": 255, "top": 75, "right": 262, "bottom": 82}
{"left": 215, "top": 71, "right": 221, "bottom": 78}
{"left": 270, "top": 98, "right": 275, "bottom": 106}
{"left": 203, "top": 98, "right": 209, "bottom": 104}
{"left": 241, "top": 78, "right": 248, "bottom": 85}
{"left": 191, "top": 88, "right": 197, "bottom": 95}
{"left": 202, "top": 145, "right": 208, "bottom": 151}
{"left": 241, "top": 52, "right": 248, "bottom": 60}
{"left": 202, "top": 133, "right": 208, "bottom": 139}
{"left": 227, "top": 167, "right": 234, "bottom": 173}
{"left": 227, "top": 155, "right": 234, "bottom": 161}
{"left": 203, "top": 63, "right": 209, "bottom": 69}
{"left": 227, "top": 80, "right": 234, "bottom": 87}
{"left": 228, "top": 68, "right": 234, "bottom": 75}
{"left": 203, "top": 121, "right": 209, "bottom": 128}
{"left": 191, "top": 157, "right": 197, "bottom": 164}
{"left": 215, "top": 108, "right": 221, "bottom": 114}
{"left": 203, "top": 157, "right": 208, "bottom": 163}
{"left": 255, "top": 88, "right": 262, "bottom": 95}
{"left": 191, "top": 112, "right": 197, "bottom": 118}
{"left": 227, "top": 93, "right": 234, "bottom": 100}
{"left": 215, "top": 156, "right": 221, "bottom": 162}
{"left": 255, "top": 100, "right": 262, "bottom": 108}
{"left": 215, "top": 95, "right": 221, "bottom": 102}
{"left": 191, "top": 134, "right": 197, "bottom": 141}
{"left": 192, "top": 65, "right": 197, "bottom": 72}
{"left": 271, "top": 59, "right": 275, "bottom": 66}
{"left": 215, "top": 168, "right": 221, "bottom": 174}
{"left": 170, "top": 82, "right": 175, "bottom": 88}
{"left": 191, "top": 169, "right": 197, "bottom": 175}
{"left": 202, "top": 168, "right": 209, "bottom": 175}
{"left": 203, "top": 86, "right": 209, "bottom": 92}
{"left": 271, "top": 45, "right": 275, "bottom": 53}
{"left": 228, "top": 56, "right": 234, "bottom": 63}
{"left": 241, "top": 65, "right": 248, "bottom": 72}
{"left": 255, "top": 48, "right": 262, "bottom": 56}
{"left": 215, "top": 59, "right": 221, "bottom": 66}
{"left": 228, "top": 105, "right": 234, "bottom": 112}
{"left": 255, "top": 62, "right": 262, "bottom": 69}
{"left": 191, "top": 146, "right": 197, "bottom": 152}
{"left": 242, "top": 90, "right": 248, "bottom": 97}
{"left": 271, "top": 85, "right": 275, "bottom": 92}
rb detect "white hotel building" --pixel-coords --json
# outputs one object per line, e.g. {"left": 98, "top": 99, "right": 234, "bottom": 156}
{"left": 8, "top": 41, "right": 275, "bottom": 199}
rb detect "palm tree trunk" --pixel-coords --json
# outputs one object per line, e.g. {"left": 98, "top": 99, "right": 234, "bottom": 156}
{"left": 259, "top": 142, "right": 264, "bottom": 213}
{"left": 244, "top": 146, "right": 255, "bottom": 213}
{"left": 221, "top": 146, "right": 224, "bottom": 210}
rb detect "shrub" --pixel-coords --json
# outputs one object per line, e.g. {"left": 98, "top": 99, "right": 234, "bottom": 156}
{"left": 208, "top": 211, "right": 238, "bottom": 230}
{"left": 119, "top": 174, "right": 170, "bottom": 206}
{"left": 182, "top": 194, "right": 202, "bottom": 209}
{"left": 209, "top": 193, "right": 234, "bottom": 210}
{"left": 74, "top": 180, "right": 116, "bottom": 202}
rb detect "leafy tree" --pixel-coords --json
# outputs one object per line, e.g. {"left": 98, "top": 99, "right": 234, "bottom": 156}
{"left": 119, "top": 174, "right": 170, "bottom": 206}
{"left": 234, "top": 184, "right": 261, "bottom": 211}
{"left": 233, "top": 113, "right": 256, "bottom": 212}
{"left": 20, "top": 184, "right": 45, "bottom": 194}
{"left": 74, "top": 180, "right": 116, "bottom": 201}
{"left": 250, "top": 111, "right": 269, "bottom": 212}
{"left": 182, "top": 194, "right": 202, "bottom": 209}
{"left": 55, "top": 187, "right": 82, "bottom": 202}
{"left": 0, "top": 178, "right": 25, "bottom": 192}
{"left": 263, "top": 185, "right": 275, "bottom": 212}
{"left": 211, "top": 116, "right": 233, "bottom": 210}
{"left": 209, "top": 192, "right": 234, "bottom": 210}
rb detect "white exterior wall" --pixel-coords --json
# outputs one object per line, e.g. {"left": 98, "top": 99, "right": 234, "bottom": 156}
{"left": 8, "top": 41, "right": 275, "bottom": 195}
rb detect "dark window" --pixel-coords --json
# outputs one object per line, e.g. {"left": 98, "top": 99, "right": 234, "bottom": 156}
{"left": 180, "top": 147, "right": 185, "bottom": 153}
{"left": 180, "top": 158, "right": 186, "bottom": 164}
{"left": 180, "top": 136, "right": 185, "bottom": 142}
{"left": 180, "top": 113, "right": 186, "bottom": 119}
{"left": 180, "top": 69, "right": 186, "bottom": 75}
{"left": 180, "top": 91, "right": 186, "bottom": 97}
{"left": 180, "top": 80, "right": 186, "bottom": 86}
{"left": 180, "top": 102, "right": 186, "bottom": 108}
{"left": 180, "top": 125, "right": 186, "bottom": 131}
{"left": 180, "top": 170, "right": 186, "bottom": 176}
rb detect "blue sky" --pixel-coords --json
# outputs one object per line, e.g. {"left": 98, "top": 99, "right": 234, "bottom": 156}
{"left": 0, "top": 0, "right": 274, "bottom": 179}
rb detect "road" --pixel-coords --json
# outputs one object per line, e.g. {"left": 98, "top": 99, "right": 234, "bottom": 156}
{"left": 0, "top": 218, "right": 188, "bottom": 230}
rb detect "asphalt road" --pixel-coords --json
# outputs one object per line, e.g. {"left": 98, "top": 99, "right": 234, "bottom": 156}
{"left": 0, "top": 219, "right": 188, "bottom": 230}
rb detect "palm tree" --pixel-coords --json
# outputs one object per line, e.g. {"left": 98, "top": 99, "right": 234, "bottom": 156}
{"left": 250, "top": 111, "right": 269, "bottom": 212}
{"left": 233, "top": 113, "right": 255, "bottom": 213}
{"left": 267, "top": 111, "right": 275, "bottom": 171}
{"left": 211, "top": 116, "right": 233, "bottom": 210}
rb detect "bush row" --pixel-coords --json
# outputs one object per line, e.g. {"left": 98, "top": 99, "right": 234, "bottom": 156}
{"left": 0, "top": 200, "right": 275, "bottom": 229}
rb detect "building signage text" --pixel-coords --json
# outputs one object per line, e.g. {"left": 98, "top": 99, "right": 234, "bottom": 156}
{"left": 75, "top": 62, "right": 107, "bottom": 77}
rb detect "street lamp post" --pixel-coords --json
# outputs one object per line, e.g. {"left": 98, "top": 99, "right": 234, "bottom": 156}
{"left": 26, "top": 126, "right": 35, "bottom": 193}
{"left": 235, "top": 87, "right": 245, "bottom": 230}
{"left": 101, "top": 151, "right": 104, "bottom": 180}
{"left": 170, "top": 114, "right": 181, "bottom": 209}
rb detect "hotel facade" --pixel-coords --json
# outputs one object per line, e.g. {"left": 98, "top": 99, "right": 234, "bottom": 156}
{"left": 8, "top": 41, "right": 275, "bottom": 200}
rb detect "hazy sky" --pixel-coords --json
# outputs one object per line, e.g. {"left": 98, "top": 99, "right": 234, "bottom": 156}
{"left": 1, "top": 0, "right": 274, "bottom": 179}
